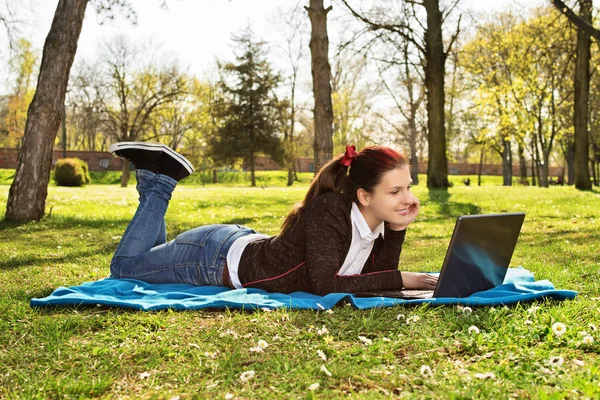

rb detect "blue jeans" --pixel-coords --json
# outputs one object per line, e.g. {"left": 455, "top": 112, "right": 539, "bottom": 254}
{"left": 110, "top": 169, "right": 257, "bottom": 286}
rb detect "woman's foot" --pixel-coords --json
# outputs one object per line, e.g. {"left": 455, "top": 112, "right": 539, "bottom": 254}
{"left": 109, "top": 142, "right": 195, "bottom": 181}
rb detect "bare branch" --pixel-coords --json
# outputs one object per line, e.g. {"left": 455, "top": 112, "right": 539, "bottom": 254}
{"left": 339, "top": 0, "right": 425, "bottom": 54}
{"left": 551, "top": 0, "right": 600, "bottom": 42}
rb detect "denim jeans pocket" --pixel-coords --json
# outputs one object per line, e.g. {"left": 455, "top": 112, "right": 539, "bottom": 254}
{"left": 175, "top": 224, "right": 225, "bottom": 247}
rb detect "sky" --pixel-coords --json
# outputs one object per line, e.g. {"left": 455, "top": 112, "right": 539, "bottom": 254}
{"left": 0, "top": 0, "right": 550, "bottom": 93}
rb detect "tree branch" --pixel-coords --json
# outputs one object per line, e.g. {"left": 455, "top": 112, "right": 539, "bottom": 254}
{"left": 339, "top": 0, "right": 425, "bottom": 54}
{"left": 551, "top": 0, "right": 600, "bottom": 42}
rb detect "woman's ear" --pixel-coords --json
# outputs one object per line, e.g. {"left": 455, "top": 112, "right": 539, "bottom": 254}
{"left": 356, "top": 188, "right": 370, "bottom": 207}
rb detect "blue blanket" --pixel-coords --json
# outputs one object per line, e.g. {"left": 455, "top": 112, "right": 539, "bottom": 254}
{"left": 30, "top": 267, "right": 577, "bottom": 311}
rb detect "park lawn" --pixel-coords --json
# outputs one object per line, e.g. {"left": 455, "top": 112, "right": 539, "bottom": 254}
{"left": 0, "top": 178, "right": 599, "bottom": 399}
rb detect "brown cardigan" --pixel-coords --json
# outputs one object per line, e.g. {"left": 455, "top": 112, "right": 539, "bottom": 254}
{"left": 237, "top": 191, "right": 406, "bottom": 295}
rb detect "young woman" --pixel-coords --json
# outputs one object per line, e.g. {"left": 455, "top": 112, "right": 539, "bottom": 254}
{"left": 108, "top": 142, "right": 437, "bottom": 296}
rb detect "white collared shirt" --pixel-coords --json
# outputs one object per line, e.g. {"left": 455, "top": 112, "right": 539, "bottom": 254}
{"left": 337, "top": 202, "right": 385, "bottom": 276}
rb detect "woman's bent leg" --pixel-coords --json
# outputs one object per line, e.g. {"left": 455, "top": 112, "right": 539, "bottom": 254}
{"left": 111, "top": 170, "right": 176, "bottom": 269}
{"left": 134, "top": 169, "right": 167, "bottom": 247}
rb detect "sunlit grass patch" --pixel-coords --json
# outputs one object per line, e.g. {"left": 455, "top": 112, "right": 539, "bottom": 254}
{"left": 0, "top": 181, "right": 599, "bottom": 398}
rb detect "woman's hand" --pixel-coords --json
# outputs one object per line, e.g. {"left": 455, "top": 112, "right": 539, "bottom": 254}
{"left": 401, "top": 272, "right": 438, "bottom": 290}
{"left": 389, "top": 195, "right": 420, "bottom": 231}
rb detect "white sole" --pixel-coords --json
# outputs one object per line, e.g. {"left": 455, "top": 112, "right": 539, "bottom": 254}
{"left": 109, "top": 142, "right": 195, "bottom": 174}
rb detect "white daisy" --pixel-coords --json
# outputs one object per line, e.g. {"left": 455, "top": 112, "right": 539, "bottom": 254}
{"left": 396, "top": 313, "right": 406, "bottom": 321}
{"left": 239, "top": 370, "right": 255, "bottom": 383}
{"left": 320, "top": 365, "right": 332, "bottom": 377}
{"left": 527, "top": 306, "right": 539, "bottom": 314}
{"left": 204, "top": 351, "right": 219, "bottom": 359}
{"left": 468, "top": 325, "right": 480, "bottom": 335}
{"left": 326, "top": 309, "right": 334, "bottom": 315}
{"left": 308, "top": 383, "right": 320, "bottom": 391}
{"left": 317, "top": 349, "right": 327, "bottom": 361}
{"left": 552, "top": 322, "right": 567, "bottom": 336}
{"left": 549, "top": 356, "right": 564, "bottom": 367}
{"left": 524, "top": 320, "right": 533, "bottom": 325}
{"left": 582, "top": 335, "right": 594, "bottom": 345}
{"left": 139, "top": 371, "right": 151, "bottom": 379}
{"left": 317, "top": 326, "right": 329, "bottom": 336}
{"left": 358, "top": 335, "right": 373, "bottom": 346}
{"left": 589, "top": 324, "right": 598, "bottom": 332}
{"left": 224, "top": 394, "right": 234, "bottom": 400}
{"left": 257, "top": 340, "right": 269, "bottom": 349}
{"left": 260, "top": 307, "right": 272, "bottom": 313}
{"left": 420, "top": 365, "right": 433, "bottom": 377}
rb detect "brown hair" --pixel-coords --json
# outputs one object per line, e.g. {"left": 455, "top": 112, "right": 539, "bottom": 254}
{"left": 279, "top": 146, "right": 408, "bottom": 234}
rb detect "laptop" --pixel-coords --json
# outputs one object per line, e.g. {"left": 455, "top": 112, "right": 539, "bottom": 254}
{"left": 354, "top": 212, "right": 526, "bottom": 299}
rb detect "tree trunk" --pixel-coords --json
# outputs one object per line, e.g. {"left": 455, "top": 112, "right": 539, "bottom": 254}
{"left": 408, "top": 111, "right": 419, "bottom": 184}
{"left": 574, "top": 0, "right": 592, "bottom": 190}
{"left": 542, "top": 152, "right": 550, "bottom": 188}
{"left": 213, "top": 168, "right": 218, "bottom": 184}
{"left": 5, "top": 0, "right": 87, "bottom": 221}
{"left": 250, "top": 154, "right": 256, "bottom": 187}
{"left": 518, "top": 141, "right": 528, "bottom": 183}
{"left": 478, "top": 145, "right": 484, "bottom": 186}
{"left": 566, "top": 139, "right": 575, "bottom": 185}
{"left": 120, "top": 160, "right": 130, "bottom": 187}
{"left": 502, "top": 138, "right": 512, "bottom": 186}
{"left": 423, "top": 0, "right": 449, "bottom": 188}
{"left": 306, "top": 0, "right": 334, "bottom": 174}
{"left": 530, "top": 139, "right": 537, "bottom": 187}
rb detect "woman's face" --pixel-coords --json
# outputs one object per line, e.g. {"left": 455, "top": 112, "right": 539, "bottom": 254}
{"left": 361, "top": 166, "right": 415, "bottom": 226}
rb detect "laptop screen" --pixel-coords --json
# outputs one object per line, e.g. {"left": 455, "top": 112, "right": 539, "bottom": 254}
{"left": 434, "top": 213, "right": 525, "bottom": 298}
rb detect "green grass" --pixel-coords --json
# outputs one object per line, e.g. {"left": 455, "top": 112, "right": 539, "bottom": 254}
{"left": 0, "top": 177, "right": 599, "bottom": 399}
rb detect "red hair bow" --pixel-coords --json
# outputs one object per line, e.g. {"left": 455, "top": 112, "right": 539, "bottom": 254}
{"left": 339, "top": 145, "right": 358, "bottom": 167}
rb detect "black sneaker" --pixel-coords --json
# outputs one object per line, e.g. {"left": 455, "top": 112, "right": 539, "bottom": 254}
{"left": 109, "top": 142, "right": 195, "bottom": 181}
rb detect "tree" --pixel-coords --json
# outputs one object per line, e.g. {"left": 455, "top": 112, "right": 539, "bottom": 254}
{"left": 5, "top": 0, "right": 87, "bottom": 221}
{"left": 552, "top": 0, "right": 595, "bottom": 189}
{"left": 98, "top": 35, "right": 188, "bottom": 187}
{"left": 461, "top": 8, "right": 575, "bottom": 188}
{"left": 330, "top": 51, "right": 378, "bottom": 155}
{"left": 373, "top": 39, "right": 426, "bottom": 185}
{"left": 210, "top": 28, "right": 284, "bottom": 187}
{"left": 306, "top": 0, "right": 334, "bottom": 174}
{"left": 0, "top": 38, "right": 37, "bottom": 149}
{"left": 572, "top": 0, "right": 592, "bottom": 189}
{"left": 340, "top": 0, "right": 461, "bottom": 188}
{"left": 271, "top": 3, "right": 309, "bottom": 186}
{"left": 4, "top": 0, "right": 138, "bottom": 221}
{"left": 68, "top": 60, "right": 109, "bottom": 151}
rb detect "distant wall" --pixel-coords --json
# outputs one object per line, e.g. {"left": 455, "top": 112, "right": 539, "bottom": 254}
{"left": 0, "top": 148, "right": 564, "bottom": 176}
{"left": 0, "top": 148, "right": 122, "bottom": 171}
{"left": 244, "top": 156, "right": 564, "bottom": 177}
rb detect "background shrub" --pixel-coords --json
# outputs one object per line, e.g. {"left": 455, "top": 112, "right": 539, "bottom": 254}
{"left": 53, "top": 158, "right": 91, "bottom": 187}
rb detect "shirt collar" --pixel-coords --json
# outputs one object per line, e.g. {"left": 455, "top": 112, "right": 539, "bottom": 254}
{"left": 351, "top": 201, "right": 385, "bottom": 240}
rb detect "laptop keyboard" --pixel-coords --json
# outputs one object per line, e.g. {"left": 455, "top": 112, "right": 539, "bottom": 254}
{"left": 401, "top": 290, "right": 435, "bottom": 297}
